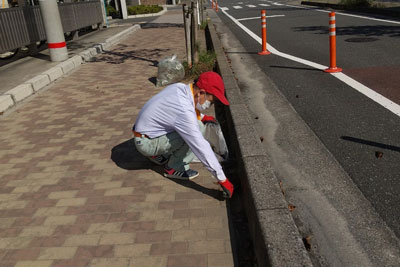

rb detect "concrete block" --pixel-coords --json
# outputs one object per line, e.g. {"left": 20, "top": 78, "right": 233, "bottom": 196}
{"left": 89, "top": 47, "right": 99, "bottom": 57}
{"left": 71, "top": 55, "right": 83, "bottom": 67}
{"left": 0, "top": 95, "right": 15, "bottom": 113}
{"left": 100, "top": 42, "right": 110, "bottom": 51}
{"left": 229, "top": 104, "right": 253, "bottom": 126}
{"left": 105, "top": 36, "right": 117, "bottom": 45}
{"left": 242, "top": 156, "right": 287, "bottom": 210}
{"left": 26, "top": 74, "right": 51, "bottom": 92}
{"left": 235, "top": 124, "right": 265, "bottom": 157}
{"left": 257, "top": 209, "right": 313, "bottom": 267}
{"left": 5, "top": 84, "right": 34, "bottom": 102}
{"left": 58, "top": 60, "right": 75, "bottom": 74}
{"left": 93, "top": 44, "right": 103, "bottom": 55}
{"left": 79, "top": 50, "right": 93, "bottom": 62}
{"left": 43, "top": 67, "right": 63, "bottom": 82}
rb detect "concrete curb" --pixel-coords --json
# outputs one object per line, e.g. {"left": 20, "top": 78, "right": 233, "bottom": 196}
{"left": 0, "top": 24, "right": 141, "bottom": 115}
{"left": 207, "top": 14, "right": 313, "bottom": 267}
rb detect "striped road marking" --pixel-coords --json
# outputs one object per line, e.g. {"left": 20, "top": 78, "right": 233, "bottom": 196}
{"left": 247, "top": 5, "right": 257, "bottom": 7}
{"left": 233, "top": 6, "right": 243, "bottom": 9}
{"left": 237, "top": 15, "right": 285, "bottom": 21}
{"left": 219, "top": 8, "right": 400, "bottom": 117}
{"left": 220, "top": 7, "right": 229, "bottom": 11}
{"left": 259, "top": 4, "right": 270, "bottom": 6}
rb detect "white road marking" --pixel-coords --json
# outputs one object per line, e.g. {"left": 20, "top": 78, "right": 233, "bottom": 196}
{"left": 316, "top": 9, "right": 400, "bottom": 24}
{"left": 221, "top": 7, "right": 229, "bottom": 11}
{"left": 233, "top": 6, "right": 243, "bottom": 9}
{"left": 237, "top": 15, "right": 285, "bottom": 21}
{"left": 272, "top": 2, "right": 284, "bottom": 5}
{"left": 259, "top": 4, "right": 270, "bottom": 7}
{"left": 331, "top": 72, "right": 400, "bottom": 115}
{"left": 285, "top": 4, "right": 311, "bottom": 9}
{"left": 247, "top": 5, "right": 257, "bottom": 8}
{"left": 220, "top": 8, "right": 400, "bottom": 116}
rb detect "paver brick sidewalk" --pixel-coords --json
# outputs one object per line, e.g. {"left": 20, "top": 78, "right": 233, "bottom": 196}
{"left": 0, "top": 25, "right": 234, "bottom": 267}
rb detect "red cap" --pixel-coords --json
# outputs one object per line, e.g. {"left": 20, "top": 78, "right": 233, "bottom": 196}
{"left": 195, "top": 72, "right": 229, "bottom": 105}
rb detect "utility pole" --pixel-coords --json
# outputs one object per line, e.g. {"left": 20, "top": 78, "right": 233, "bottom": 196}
{"left": 191, "top": 1, "right": 198, "bottom": 64}
{"left": 38, "top": 0, "right": 68, "bottom": 61}
{"left": 183, "top": 4, "right": 192, "bottom": 68}
{"left": 100, "top": 0, "right": 109, "bottom": 27}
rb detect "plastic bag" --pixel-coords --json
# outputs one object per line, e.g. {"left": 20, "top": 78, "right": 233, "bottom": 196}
{"left": 156, "top": 54, "right": 185, "bottom": 87}
{"left": 193, "top": 121, "right": 229, "bottom": 163}
{"left": 204, "top": 121, "right": 229, "bottom": 161}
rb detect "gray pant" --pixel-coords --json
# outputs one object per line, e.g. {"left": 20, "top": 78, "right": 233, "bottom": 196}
{"left": 134, "top": 121, "right": 205, "bottom": 171}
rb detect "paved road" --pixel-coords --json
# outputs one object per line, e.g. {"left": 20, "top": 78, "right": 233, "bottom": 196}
{"left": 211, "top": 0, "right": 400, "bottom": 265}
{"left": 216, "top": 0, "right": 400, "bottom": 236}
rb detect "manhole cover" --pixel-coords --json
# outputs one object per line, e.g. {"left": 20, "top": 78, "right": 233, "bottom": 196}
{"left": 345, "top": 37, "right": 379, "bottom": 42}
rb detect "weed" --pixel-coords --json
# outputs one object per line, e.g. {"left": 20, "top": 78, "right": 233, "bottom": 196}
{"left": 183, "top": 50, "right": 216, "bottom": 79}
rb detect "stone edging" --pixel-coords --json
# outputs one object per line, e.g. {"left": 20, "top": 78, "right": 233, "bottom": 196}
{"left": 0, "top": 24, "right": 141, "bottom": 115}
{"left": 206, "top": 12, "right": 314, "bottom": 267}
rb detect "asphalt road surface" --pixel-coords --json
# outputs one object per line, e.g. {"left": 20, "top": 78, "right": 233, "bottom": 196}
{"left": 212, "top": 0, "right": 400, "bottom": 265}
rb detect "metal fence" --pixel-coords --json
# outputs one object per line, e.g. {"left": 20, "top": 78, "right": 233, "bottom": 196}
{"left": 0, "top": 0, "right": 103, "bottom": 53}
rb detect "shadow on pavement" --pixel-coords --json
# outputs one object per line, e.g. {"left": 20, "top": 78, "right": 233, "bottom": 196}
{"left": 111, "top": 138, "right": 153, "bottom": 170}
{"left": 167, "top": 178, "right": 225, "bottom": 201}
{"left": 270, "top": 65, "right": 321, "bottom": 71}
{"left": 111, "top": 138, "right": 226, "bottom": 201}
{"left": 92, "top": 46, "right": 170, "bottom": 65}
{"left": 293, "top": 25, "right": 400, "bottom": 37}
{"left": 140, "top": 23, "right": 184, "bottom": 29}
{"left": 148, "top": 76, "right": 157, "bottom": 85}
{"left": 341, "top": 136, "right": 400, "bottom": 152}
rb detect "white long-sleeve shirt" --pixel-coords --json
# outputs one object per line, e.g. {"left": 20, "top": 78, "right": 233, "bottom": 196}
{"left": 134, "top": 83, "right": 226, "bottom": 181}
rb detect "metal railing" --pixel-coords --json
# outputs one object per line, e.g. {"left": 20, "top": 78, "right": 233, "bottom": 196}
{"left": 0, "top": 0, "right": 103, "bottom": 54}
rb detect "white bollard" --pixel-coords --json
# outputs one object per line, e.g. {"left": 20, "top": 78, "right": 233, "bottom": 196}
{"left": 38, "top": 0, "right": 68, "bottom": 62}
{"left": 120, "top": 0, "right": 128, "bottom": 19}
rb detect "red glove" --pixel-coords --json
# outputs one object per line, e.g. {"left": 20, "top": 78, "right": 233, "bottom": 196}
{"left": 201, "top": 115, "right": 216, "bottom": 123}
{"left": 219, "top": 179, "right": 234, "bottom": 199}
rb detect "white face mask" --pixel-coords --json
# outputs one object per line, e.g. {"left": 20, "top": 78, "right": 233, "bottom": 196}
{"left": 196, "top": 100, "right": 211, "bottom": 111}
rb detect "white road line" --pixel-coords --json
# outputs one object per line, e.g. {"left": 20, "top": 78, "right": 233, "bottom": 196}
{"left": 233, "top": 6, "right": 243, "bottom": 9}
{"left": 285, "top": 4, "right": 311, "bottom": 9}
{"left": 220, "top": 8, "right": 400, "bottom": 116}
{"left": 237, "top": 15, "right": 285, "bottom": 21}
{"left": 259, "top": 4, "right": 270, "bottom": 7}
{"left": 221, "top": 7, "right": 229, "bottom": 11}
{"left": 247, "top": 4, "right": 257, "bottom": 8}
{"left": 331, "top": 72, "right": 400, "bottom": 115}
{"left": 316, "top": 9, "right": 400, "bottom": 24}
{"left": 272, "top": 2, "right": 284, "bottom": 5}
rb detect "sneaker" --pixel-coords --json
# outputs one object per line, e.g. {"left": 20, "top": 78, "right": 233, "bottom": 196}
{"left": 163, "top": 166, "right": 199, "bottom": 180}
{"left": 147, "top": 155, "right": 169, "bottom": 165}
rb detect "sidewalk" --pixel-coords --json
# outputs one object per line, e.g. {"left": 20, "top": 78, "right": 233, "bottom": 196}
{"left": 0, "top": 25, "right": 133, "bottom": 94}
{"left": 0, "top": 10, "right": 234, "bottom": 267}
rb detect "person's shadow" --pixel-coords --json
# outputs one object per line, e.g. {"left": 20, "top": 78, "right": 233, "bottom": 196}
{"left": 111, "top": 138, "right": 224, "bottom": 201}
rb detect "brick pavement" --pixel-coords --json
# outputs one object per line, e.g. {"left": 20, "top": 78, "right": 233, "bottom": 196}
{"left": 0, "top": 25, "right": 234, "bottom": 267}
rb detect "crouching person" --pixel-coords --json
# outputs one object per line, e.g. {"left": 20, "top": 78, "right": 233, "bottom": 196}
{"left": 132, "top": 72, "right": 234, "bottom": 198}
